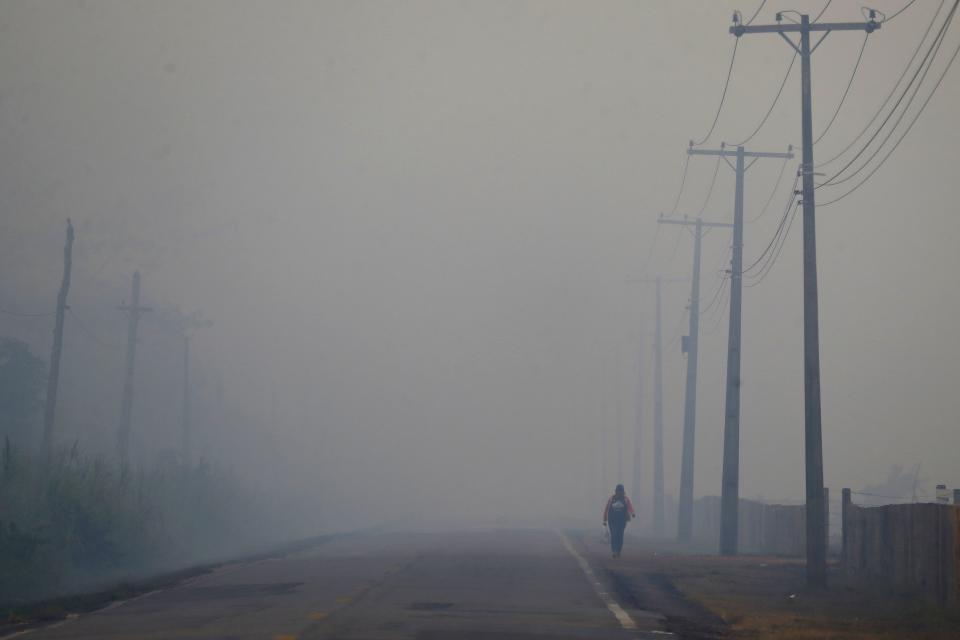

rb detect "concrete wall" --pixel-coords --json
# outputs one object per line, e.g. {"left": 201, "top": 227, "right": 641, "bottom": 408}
{"left": 693, "top": 494, "right": 816, "bottom": 557}
{"left": 841, "top": 489, "right": 960, "bottom": 608}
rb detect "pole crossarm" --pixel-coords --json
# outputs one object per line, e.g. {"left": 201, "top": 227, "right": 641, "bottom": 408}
{"left": 731, "top": 21, "right": 880, "bottom": 36}
{"left": 625, "top": 276, "right": 688, "bottom": 284}
{"left": 658, "top": 217, "right": 733, "bottom": 229}
{"left": 688, "top": 148, "right": 794, "bottom": 159}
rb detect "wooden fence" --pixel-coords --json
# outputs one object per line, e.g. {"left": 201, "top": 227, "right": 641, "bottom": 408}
{"left": 693, "top": 491, "right": 826, "bottom": 556}
{"left": 841, "top": 488, "right": 960, "bottom": 607}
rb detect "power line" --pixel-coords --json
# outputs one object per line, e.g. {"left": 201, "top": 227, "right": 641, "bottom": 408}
{"left": 691, "top": 38, "right": 739, "bottom": 146}
{"left": 697, "top": 154, "right": 723, "bottom": 216}
{"left": 885, "top": 0, "right": 919, "bottom": 23}
{"left": 745, "top": 0, "right": 767, "bottom": 26}
{"left": 0, "top": 307, "right": 55, "bottom": 318}
{"left": 816, "top": 1, "right": 955, "bottom": 188}
{"left": 747, "top": 156, "right": 791, "bottom": 223}
{"left": 813, "top": 0, "right": 834, "bottom": 23}
{"left": 663, "top": 223, "right": 685, "bottom": 270}
{"left": 638, "top": 222, "right": 661, "bottom": 277}
{"left": 815, "top": 0, "right": 948, "bottom": 168}
{"left": 697, "top": 253, "right": 728, "bottom": 310}
{"left": 820, "top": 30, "right": 960, "bottom": 207}
{"left": 741, "top": 169, "right": 799, "bottom": 275}
{"left": 666, "top": 154, "right": 691, "bottom": 218}
{"left": 68, "top": 308, "right": 123, "bottom": 350}
{"left": 734, "top": 49, "right": 797, "bottom": 146}
{"left": 818, "top": 0, "right": 957, "bottom": 190}
{"left": 813, "top": 33, "right": 870, "bottom": 145}
{"left": 702, "top": 278, "right": 730, "bottom": 335}
{"left": 745, "top": 201, "right": 800, "bottom": 288}
{"left": 744, "top": 198, "right": 798, "bottom": 281}
{"left": 701, "top": 247, "right": 734, "bottom": 333}
{"left": 701, "top": 270, "right": 729, "bottom": 317}
{"left": 778, "top": 10, "right": 802, "bottom": 25}
{"left": 666, "top": 307, "right": 687, "bottom": 351}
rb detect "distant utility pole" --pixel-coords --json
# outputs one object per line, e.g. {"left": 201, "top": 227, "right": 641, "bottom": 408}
{"left": 626, "top": 274, "right": 687, "bottom": 537}
{"left": 632, "top": 320, "right": 645, "bottom": 512}
{"left": 688, "top": 142, "right": 793, "bottom": 557}
{"left": 731, "top": 10, "right": 880, "bottom": 588}
{"left": 180, "top": 312, "right": 212, "bottom": 465}
{"left": 181, "top": 335, "right": 191, "bottom": 464}
{"left": 117, "top": 271, "right": 151, "bottom": 473}
{"left": 616, "top": 352, "right": 624, "bottom": 484}
{"left": 652, "top": 279, "right": 664, "bottom": 537}
{"left": 42, "top": 219, "right": 74, "bottom": 464}
{"left": 658, "top": 216, "right": 732, "bottom": 542}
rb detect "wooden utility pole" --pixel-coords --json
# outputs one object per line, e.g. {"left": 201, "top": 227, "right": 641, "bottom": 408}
{"left": 117, "top": 271, "right": 151, "bottom": 472}
{"left": 688, "top": 143, "right": 793, "bottom": 556}
{"left": 181, "top": 335, "right": 191, "bottom": 464}
{"left": 652, "top": 278, "right": 665, "bottom": 537}
{"left": 180, "top": 312, "right": 211, "bottom": 465}
{"left": 626, "top": 274, "right": 687, "bottom": 537}
{"left": 42, "top": 219, "right": 74, "bottom": 464}
{"left": 616, "top": 352, "right": 624, "bottom": 484}
{"left": 658, "top": 216, "right": 732, "bottom": 541}
{"left": 731, "top": 9, "right": 880, "bottom": 587}
{"left": 632, "top": 325, "right": 644, "bottom": 513}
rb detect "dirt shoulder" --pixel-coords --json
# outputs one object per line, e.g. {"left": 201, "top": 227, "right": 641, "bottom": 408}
{"left": 578, "top": 531, "right": 728, "bottom": 639}
{"left": 580, "top": 532, "right": 960, "bottom": 639}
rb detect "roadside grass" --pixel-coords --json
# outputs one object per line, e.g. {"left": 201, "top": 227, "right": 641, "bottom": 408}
{"left": 0, "top": 441, "right": 266, "bottom": 609}
{"left": 0, "top": 530, "right": 342, "bottom": 632}
{"left": 626, "top": 549, "right": 960, "bottom": 639}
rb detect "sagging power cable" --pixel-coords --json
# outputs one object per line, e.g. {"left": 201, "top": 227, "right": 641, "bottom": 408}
{"left": 748, "top": 155, "right": 791, "bottom": 223}
{"left": 691, "top": 38, "right": 739, "bottom": 147}
{"left": 818, "top": 0, "right": 957, "bottom": 190}
{"left": 813, "top": 33, "right": 870, "bottom": 145}
{"left": 820, "top": 29, "right": 960, "bottom": 206}
{"left": 817, "top": 0, "right": 957, "bottom": 189}
{"left": 815, "top": 0, "right": 947, "bottom": 168}
{"left": 734, "top": 49, "right": 797, "bottom": 146}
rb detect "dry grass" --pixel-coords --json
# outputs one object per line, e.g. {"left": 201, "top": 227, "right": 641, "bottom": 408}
{"left": 642, "top": 552, "right": 960, "bottom": 639}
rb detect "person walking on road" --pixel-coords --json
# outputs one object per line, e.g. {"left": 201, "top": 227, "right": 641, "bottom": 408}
{"left": 603, "top": 484, "right": 636, "bottom": 558}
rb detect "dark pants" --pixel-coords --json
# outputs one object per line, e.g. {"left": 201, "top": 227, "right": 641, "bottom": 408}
{"left": 609, "top": 519, "right": 627, "bottom": 554}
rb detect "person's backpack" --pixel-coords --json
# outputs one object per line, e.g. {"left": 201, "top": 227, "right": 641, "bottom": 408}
{"left": 608, "top": 496, "right": 628, "bottom": 522}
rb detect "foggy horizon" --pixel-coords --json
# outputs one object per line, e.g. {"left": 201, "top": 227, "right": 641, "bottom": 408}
{"left": 2, "top": 0, "right": 958, "bottom": 533}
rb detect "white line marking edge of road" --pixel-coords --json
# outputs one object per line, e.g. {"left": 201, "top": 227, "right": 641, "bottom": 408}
{"left": 558, "top": 530, "right": 638, "bottom": 631}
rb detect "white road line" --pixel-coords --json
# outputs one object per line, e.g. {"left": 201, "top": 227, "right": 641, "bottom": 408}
{"left": 558, "top": 531, "right": 637, "bottom": 631}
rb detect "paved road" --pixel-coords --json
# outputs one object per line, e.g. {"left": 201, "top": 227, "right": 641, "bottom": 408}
{"left": 22, "top": 529, "right": 676, "bottom": 639}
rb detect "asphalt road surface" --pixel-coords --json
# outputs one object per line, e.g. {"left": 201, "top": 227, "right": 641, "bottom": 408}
{"left": 20, "top": 529, "right": 684, "bottom": 640}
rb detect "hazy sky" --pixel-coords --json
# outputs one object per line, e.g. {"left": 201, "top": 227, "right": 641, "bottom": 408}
{"left": 1, "top": 1, "right": 958, "bottom": 525}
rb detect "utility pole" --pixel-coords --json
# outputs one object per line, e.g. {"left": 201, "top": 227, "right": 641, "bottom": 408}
{"left": 117, "top": 271, "right": 151, "bottom": 473}
{"left": 688, "top": 143, "right": 793, "bottom": 556}
{"left": 652, "top": 278, "right": 664, "bottom": 537}
{"left": 658, "top": 216, "right": 732, "bottom": 541}
{"left": 182, "top": 335, "right": 191, "bottom": 464}
{"left": 180, "top": 312, "right": 212, "bottom": 466}
{"left": 632, "top": 320, "right": 644, "bottom": 513}
{"left": 731, "top": 9, "right": 880, "bottom": 587}
{"left": 625, "top": 274, "right": 687, "bottom": 537}
{"left": 616, "top": 352, "right": 623, "bottom": 484}
{"left": 42, "top": 219, "right": 74, "bottom": 464}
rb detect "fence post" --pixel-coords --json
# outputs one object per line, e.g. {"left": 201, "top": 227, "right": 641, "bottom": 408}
{"left": 841, "top": 488, "right": 851, "bottom": 568}
{"left": 823, "top": 487, "right": 830, "bottom": 558}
